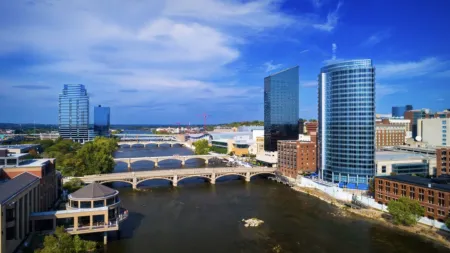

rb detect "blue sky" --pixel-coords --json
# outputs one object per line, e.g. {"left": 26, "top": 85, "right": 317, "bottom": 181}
{"left": 0, "top": 0, "right": 449, "bottom": 124}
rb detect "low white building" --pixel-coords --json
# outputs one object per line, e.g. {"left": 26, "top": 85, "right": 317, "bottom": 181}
{"left": 375, "top": 151, "right": 436, "bottom": 176}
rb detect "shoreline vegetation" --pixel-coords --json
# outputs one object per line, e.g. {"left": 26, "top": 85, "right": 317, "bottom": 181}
{"left": 291, "top": 185, "right": 450, "bottom": 249}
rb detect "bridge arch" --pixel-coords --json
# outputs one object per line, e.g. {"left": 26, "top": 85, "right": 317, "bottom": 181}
{"left": 177, "top": 175, "right": 211, "bottom": 183}
{"left": 215, "top": 173, "right": 246, "bottom": 181}
{"left": 136, "top": 177, "right": 173, "bottom": 186}
{"left": 129, "top": 159, "right": 156, "bottom": 165}
{"left": 98, "top": 180, "right": 134, "bottom": 186}
{"left": 130, "top": 143, "right": 145, "bottom": 148}
{"left": 184, "top": 157, "right": 207, "bottom": 164}
{"left": 157, "top": 157, "right": 183, "bottom": 163}
{"left": 118, "top": 144, "right": 131, "bottom": 148}
{"left": 250, "top": 172, "right": 275, "bottom": 179}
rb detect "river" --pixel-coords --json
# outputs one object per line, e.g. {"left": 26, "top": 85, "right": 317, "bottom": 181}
{"left": 104, "top": 146, "right": 448, "bottom": 253}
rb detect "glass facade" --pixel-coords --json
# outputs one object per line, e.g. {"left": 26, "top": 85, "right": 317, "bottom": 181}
{"left": 58, "top": 84, "right": 89, "bottom": 142}
{"left": 392, "top": 105, "right": 413, "bottom": 118}
{"left": 264, "top": 66, "right": 299, "bottom": 151}
{"left": 318, "top": 60, "right": 375, "bottom": 185}
{"left": 94, "top": 105, "right": 111, "bottom": 137}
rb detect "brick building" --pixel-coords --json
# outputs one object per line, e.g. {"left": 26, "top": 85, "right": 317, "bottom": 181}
{"left": 375, "top": 175, "right": 450, "bottom": 221}
{"left": 304, "top": 122, "right": 318, "bottom": 135}
{"left": 0, "top": 151, "right": 59, "bottom": 212}
{"left": 277, "top": 137, "right": 317, "bottom": 178}
{"left": 437, "top": 147, "right": 450, "bottom": 177}
{"left": 375, "top": 123, "right": 406, "bottom": 149}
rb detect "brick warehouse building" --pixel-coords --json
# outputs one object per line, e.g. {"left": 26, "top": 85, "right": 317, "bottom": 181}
{"left": 437, "top": 147, "right": 450, "bottom": 176}
{"left": 375, "top": 175, "right": 450, "bottom": 221}
{"left": 277, "top": 133, "right": 317, "bottom": 178}
{"left": 375, "top": 123, "right": 406, "bottom": 149}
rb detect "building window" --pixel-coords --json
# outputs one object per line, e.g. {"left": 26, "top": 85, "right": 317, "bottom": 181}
{"left": 409, "top": 186, "right": 415, "bottom": 199}
{"left": 427, "top": 207, "right": 434, "bottom": 213}
{"left": 438, "top": 210, "right": 445, "bottom": 216}
{"left": 438, "top": 192, "right": 445, "bottom": 207}
{"left": 428, "top": 190, "right": 435, "bottom": 204}
{"left": 382, "top": 165, "right": 386, "bottom": 173}
{"left": 393, "top": 183, "right": 398, "bottom": 195}
{"left": 419, "top": 189, "right": 424, "bottom": 201}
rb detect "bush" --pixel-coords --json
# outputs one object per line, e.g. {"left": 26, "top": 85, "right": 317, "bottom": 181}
{"left": 446, "top": 218, "right": 450, "bottom": 228}
{"left": 387, "top": 197, "right": 424, "bottom": 226}
{"left": 35, "top": 227, "right": 97, "bottom": 253}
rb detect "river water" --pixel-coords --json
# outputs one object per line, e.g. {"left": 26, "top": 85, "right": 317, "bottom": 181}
{"left": 104, "top": 146, "right": 448, "bottom": 253}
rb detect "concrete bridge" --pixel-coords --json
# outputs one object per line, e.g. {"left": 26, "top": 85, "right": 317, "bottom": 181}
{"left": 64, "top": 167, "right": 276, "bottom": 189}
{"left": 118, "top": 141, "right": 185, "bottom": 148}
{"left": 114, "top": 154, "right": 227, "bottom": 170}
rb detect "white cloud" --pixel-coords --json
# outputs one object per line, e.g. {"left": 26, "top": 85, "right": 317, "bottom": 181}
{"left": 313, "top": 2, "right": 342, "bottom": 32}
{"left": 0, "top": 0, "right": 299, "bottom": 109}
{"left": 361, "top": 30, "right": 391, "bottom": 47}
{"left": 264, "top": 61, "right": 283, "bottom": 73}
{"left": 299, "top": 49, "right": 309, "bottom": 54}
{"left": 377, "top": 57, "right": 449, "bottom": 78}
{"left": 376, "top": 83, "right": 406, "bottom": 98}
{"left": 301, "top": 80, "right": 317, "bottom": 87}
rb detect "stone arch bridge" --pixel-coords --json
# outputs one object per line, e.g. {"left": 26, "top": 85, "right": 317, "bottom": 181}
{"left": 118, "top": 141, "right": 185, "bottom": 148}
{"left": 114, "top": 154, "right": 227, "bottom": 170}
{"left": 64, "top": 167, "right": 276, "bottom": 189}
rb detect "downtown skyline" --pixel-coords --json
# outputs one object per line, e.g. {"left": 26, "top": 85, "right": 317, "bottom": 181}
{"left": 1, "top": 0, "right": 450, "bottom": 124}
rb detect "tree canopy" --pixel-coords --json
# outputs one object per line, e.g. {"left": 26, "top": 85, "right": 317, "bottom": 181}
{"left": 36, "top": 137, "right": 118, "bottom": 177}
{"left": 35, "top": 227, "right": 97, "bottom": 253}
{"left": 192, "top": 139, "right": 210, "bottom": 155}
{"left": 387, "top": 197, "right": 424, "bottom": 226}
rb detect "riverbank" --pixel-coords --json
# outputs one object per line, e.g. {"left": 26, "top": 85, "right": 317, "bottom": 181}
{"left": 291, "top": 185, "right": 450, "bottom": 248}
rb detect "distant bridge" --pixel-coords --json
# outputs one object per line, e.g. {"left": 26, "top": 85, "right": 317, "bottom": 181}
{"left": 118, "top": 140, "right": 185, "bottom": 148}
{"left": 64, "top": 167, "right": 276, "bottom": 189}
{"left": 114, "top": 154, "right": 227, "bottom": 169}
{"left": 113, "top": 134, "right": 178, "bottom": 141}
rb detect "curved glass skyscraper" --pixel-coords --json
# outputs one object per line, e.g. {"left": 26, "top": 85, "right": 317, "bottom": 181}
{"left": 59, "top": 84, "right": 89, "bottom": 142}
{"left": 318, "top": 60, "right": 375, "bottom": 186}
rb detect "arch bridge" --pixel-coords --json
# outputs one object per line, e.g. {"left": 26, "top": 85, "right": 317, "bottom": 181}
{"left": 64, "top": 167, "right": 276, "bottom": 189}
{"left": 114, "top": 154, "right": 227, "bottom": 170}
{"left": 118, "top": 141, "right": 185, "bottom": 148}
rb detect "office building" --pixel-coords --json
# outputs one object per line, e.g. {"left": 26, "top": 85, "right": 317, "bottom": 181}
{"left": 375, "top": 151, "right": 435, "bottom": 177}
{"left": 298, "top": 119, "right": 306, "bottom": 134}
{"left": 264, "top": 66, "right": 299, "bottom": 151}
{"left": 392, "top": 105, "right": 413, "bottom": 118}
{"left": 0, "top": 173, "right": 40, "bottom": 253}
{"left": 437, "top": 147, "right": 450, "bottom": 176}
{"left": 376, "top": 124, "right": 405, "bottom": 149}
{"left": 58, "top": 84, "right": 89, "bottom": 142}
{"left": 417, "top": 118, "right": 449, "bottom": 146}
{"left": 305, "top": 121, "right": 318, "bottom": 135}
{"left": 277, "top": 138, "right": 317, "bottom": 178}
{"left": 404, "top": 109, "right": 450, "bottom": 139}
{"left": 94, "top": 105, "right": 111, "bottom": 137}
{"left": 318, "top": 59, "right": 375, "bottom": 185}
{"left": 375, "top": 175, "right": 450, "bottom": 221}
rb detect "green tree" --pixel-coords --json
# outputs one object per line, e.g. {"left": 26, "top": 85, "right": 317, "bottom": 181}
{"left": 368, "top": 178, "right": 375, "bottom": 196}
{"left": 387, "top": 197, "right": 424, "bottom": 226}
{"left": 75, "top": 137, "right": 118, "bottom": 176}
{"left": 35, "top": 227, "right": 97, "bottom": 253}
{"left": 63, "top": 178, "right": 84, "bottom": 193}
{"left": 192, "top": 139, "right": 210, "bottom": 155}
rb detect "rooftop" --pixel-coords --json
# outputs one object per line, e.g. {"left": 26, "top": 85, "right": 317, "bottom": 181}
{"left": 377, "top": 175, "right": 450, "bottom": 192}
{"left": 69, "top": 183, "right": 118, "bottom": 200}
{"left": 1, "top": 159, "right": 53, "bottom": 168}
{"left": 0, "top": 172, "right": 40, "bottom": 204}
{"left": 376, "top": 151, "right": 431, "bottom": 161}
{"left": 0, "top": 144, "right": 40, "bottom": 149}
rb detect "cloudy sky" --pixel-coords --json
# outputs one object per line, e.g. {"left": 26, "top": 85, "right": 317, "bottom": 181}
{"left": 1, "top": 0, "right": 449, "bottom": 124}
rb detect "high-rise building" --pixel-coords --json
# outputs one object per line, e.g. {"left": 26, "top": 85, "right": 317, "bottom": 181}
{"left": 318, "top": 60, "right": 375, "bottom": 186}
{"left": 94, "top": 105, "right": 111, "bottom": 137}
{"left": 264, "top": 66, "right": 299, "bottom": 151}
{"left": 405, "top": 109, "right": 450, "bottom": 139}
{"left": 392, "top": 105, "right": 413, "bottom": 118}
{"left": 58, "top": 84, "right": 89, "bottom": 142}
{"left": 436, "top": 147, "right": 450, "bottom": 176}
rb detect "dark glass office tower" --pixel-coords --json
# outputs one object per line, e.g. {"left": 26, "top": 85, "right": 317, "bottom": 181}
{"left": 264, "top": 66, "right": 299, "bottom": 151}
{"left": 392, "top": 105, "right": 413, "bottom": 118}
{"left": 318, "top": 60, "right": 375, "bottom": 186}
{"left": 58, "top": 84, "right": 89, "bottom": 142}
{"left": 94, "top": 105, "right": 111, "bottom": 137}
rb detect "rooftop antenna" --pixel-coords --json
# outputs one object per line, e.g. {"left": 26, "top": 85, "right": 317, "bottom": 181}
{"left": 332, "top": 43, "right": 337, "bottom": 61}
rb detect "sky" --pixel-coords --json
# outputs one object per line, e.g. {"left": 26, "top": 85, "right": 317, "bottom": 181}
{"left": 0, "top": 0, "right": 449, "bottom": 125}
